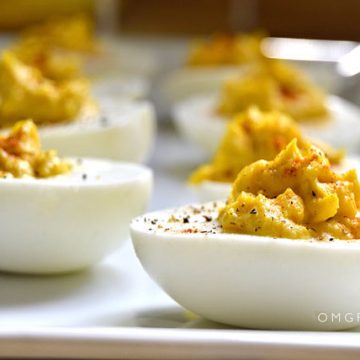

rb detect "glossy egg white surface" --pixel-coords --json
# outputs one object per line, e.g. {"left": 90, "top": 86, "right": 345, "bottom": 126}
{"left": 84, "top": 37, "right": 159, "bottom": 78}
{"left": 172, "top": 94, "right": 360, "bottom": 154}
{"left": 0, "top": 159, "right": 152, "bottom": 274}
{"left": 91, "top": 74, "right": 150, "bottom": 100}
{"left": 40, "top": 99, "right": 156, "bottom": 163}
{"left": 131, "top": 201, "right": 360, "bottom": 331}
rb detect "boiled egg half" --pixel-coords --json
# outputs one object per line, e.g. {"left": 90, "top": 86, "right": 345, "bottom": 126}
{"left": 0, "top": 158, "right": 152, "bottom": 274}
{"left": 131, "top": 201, "right": 360, "bottom": 331}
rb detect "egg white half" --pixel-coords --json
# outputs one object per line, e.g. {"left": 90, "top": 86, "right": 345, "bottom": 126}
{"left": 172, "top": 94, "right": 360, "bottom": 154}
{"left": 0, "top": 159, "right": 152, "bottom": 274}
{"left": 40, "top": 99, "right": 156, "bottom": 163}
{"left": 91, "top": 74, "right": 150, "bottom": 100}
{"left": 131, "top": 201, "right": 360, "bottom": 330}
{"left": 84, "top": 37, "right": 158, "bottom": 78}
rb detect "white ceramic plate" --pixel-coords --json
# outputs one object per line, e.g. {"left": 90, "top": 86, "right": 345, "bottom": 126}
{"left": 3, "top": 326, "right": 360, "bottom": 359}
{"left": 173, "top": 94, "right": 360, "bottom": 154}
{"left": 1, "top": 115, "right": 360, "bottom": 359}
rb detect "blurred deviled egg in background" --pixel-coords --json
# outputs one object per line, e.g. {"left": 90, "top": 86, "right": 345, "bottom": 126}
{"left": 188, "top": 107, "right": 354, "bottom": 202}
{"left": 159, "top": 32, "right": 264, "bottom": 114}
{"left": 0, "top": 51, "right": 156, "bottom": 162}
{"left": 173, "top": 59, "right": 360, "bottom": 153}
{"left": 9, "top": 14, "right": 155, "bottom": 99}
{"left": 14, "top": 14, "right": 158, "bottom": 77}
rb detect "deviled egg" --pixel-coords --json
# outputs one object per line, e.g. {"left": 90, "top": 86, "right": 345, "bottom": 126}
{"left": 188, "top": 107, "right": 359, "bottom": 202}
{"left": 173, "top": 60, "right": 360, "bottom": 153}
{"left": 9, "top": 14, "right": 154, "bottom": 100}
{"left": 13, "top": 14, "right": 157, "bottom": 79}
{"left": 0, "top": 120, "right": 152, "bottom": 274}
{"left": 131, "top": 140, "right": 360, "bottom": 330}
{"left": 0, "top": 51, "right": 91, "bottom": 125}
{"left": 0, "top": 52, "right": 155, "bottom": 162}
{"left": 160, "top": 32, "right": 264, "bottom": 114}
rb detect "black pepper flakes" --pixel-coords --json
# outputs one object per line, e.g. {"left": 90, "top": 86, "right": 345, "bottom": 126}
{"left": 250, "top": 208, "right": 257, "bottom": 215}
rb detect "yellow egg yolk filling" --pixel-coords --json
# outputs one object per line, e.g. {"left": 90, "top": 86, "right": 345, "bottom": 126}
{"left": 218, "top": 139, "right": 360, "bottom": 240}
{"left": 9, "top": 14, "right": 101, "bottom": 81}
{"left": 12, "top": 38, "right": 83, "bottom": 81}
{"left": 217, "top": 60, "right": 328, "bottom": 121}
{"left": 190, "top": 107, "right": 343, "bottom": 184}
{"left": 0, "top": 51, "right": 91, "bottom": 126}
{"left": 0, "top": 120, "right": 72, "bottom": 178}
{"left": 20, "top": 14, "right": 99, "bottom": 54}
{"left": 187, "top": 32, "right": 265, "bottom": 67}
